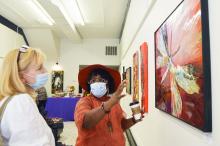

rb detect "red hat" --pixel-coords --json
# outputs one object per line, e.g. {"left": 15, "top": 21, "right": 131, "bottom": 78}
{"left": 78, "top": 64, "right": 121, "bottom": 93}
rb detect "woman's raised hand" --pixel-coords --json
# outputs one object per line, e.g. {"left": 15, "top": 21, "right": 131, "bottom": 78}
{"left": 111, "top": 80, "right": 127, "bottom": 103}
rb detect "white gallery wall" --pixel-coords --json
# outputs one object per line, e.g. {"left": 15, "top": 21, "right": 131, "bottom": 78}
{"left": 0, "top": 23, "right": 25, "bottom": 71}
{"left": 0, "top": 23, "right": 58, "bottom": 96}
{"left": 120, "top": 0, "right": 220, "bottom": 146}
{"left": 59, "top": 38, "right": 120, "bottom": 95}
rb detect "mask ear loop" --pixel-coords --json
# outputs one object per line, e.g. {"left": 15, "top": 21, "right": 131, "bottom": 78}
{"left": 105, "top": 84, "right": 110, "bottom": 95}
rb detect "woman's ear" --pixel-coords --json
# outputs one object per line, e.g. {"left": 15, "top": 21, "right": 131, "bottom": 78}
{"left": 21, "top": 78, "right": 27, "bottom": 84}
{"left": 19, "top": 72, "right": 27, "bottom": 83}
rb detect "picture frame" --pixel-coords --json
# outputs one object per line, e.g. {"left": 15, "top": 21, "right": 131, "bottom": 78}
{"left": 140, "top": 42, "right": 148, "bottom": 113}
{"left": 154, "top": 0, "right": 212, "bottom": 132}
{"left": 126, "top": 67, "right": 132, "bottom": 94}
{"left": 51, "top": 70, "right": 64, "bottom": 94}
{"left": 122, "top": 66, "right": 126, "bottom": 80}
{"left": 133, "top": 51, "right": 139, "bottom": 102}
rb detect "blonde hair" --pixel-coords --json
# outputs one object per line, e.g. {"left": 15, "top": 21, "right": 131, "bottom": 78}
{"left": 0, "top": 47, "right": 46, "bottom": 100}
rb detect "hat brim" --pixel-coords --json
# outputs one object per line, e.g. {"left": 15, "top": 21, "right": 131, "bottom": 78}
{"left": 78, "top": 64, "right": 121, "bottom": 93}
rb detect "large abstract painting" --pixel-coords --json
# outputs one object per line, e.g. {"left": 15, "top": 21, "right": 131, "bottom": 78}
{"left": 154, "top": 0, "right": 211, "bottom": 132}
{"left": 140, "top": 42, "right": 148, "bottom": 113}
{"left": 133, "top": 51, "right": 139, "bottom": 102}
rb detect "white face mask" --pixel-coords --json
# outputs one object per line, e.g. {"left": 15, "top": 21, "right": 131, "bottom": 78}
{"left": 90, "top": 82, "right": 107, "bottom": 98}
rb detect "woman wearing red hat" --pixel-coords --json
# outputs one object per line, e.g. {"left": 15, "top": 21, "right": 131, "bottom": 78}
{"left": 75, "top": 64, "right": 141, "bottom": 146}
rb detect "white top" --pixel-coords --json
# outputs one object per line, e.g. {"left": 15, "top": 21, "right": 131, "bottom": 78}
{"left": 0, "top": 94, "right": 55, "bottom": 146}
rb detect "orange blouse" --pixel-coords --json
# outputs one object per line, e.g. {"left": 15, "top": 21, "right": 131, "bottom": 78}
{"left": 74, "top": 95, "right": 125, "bottom": 146}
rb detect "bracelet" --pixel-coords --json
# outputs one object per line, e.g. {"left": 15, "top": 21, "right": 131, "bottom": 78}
{"left": 101, "top": 102, "right": 110, "bottom": 114}
{"left": 132, "top": 117, "right": 137, "bottom": 124}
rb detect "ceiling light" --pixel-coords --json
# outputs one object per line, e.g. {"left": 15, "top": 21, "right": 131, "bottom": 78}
{"left": 50, "top": 0, "right": 76, "bottom": 31}
{"left": 52, "top": 62, "right": 63, "bottom": 71}
{"left": 27, "top": 0, "right": 55, "bottom": 26}
{"left": 50, "top": 0, "right": 84, "bottom": 26}
{"left": 0, "top": 0, "right": 55, "bottom": 26}
{"left": 61, "top": 0, "right": 85, "bottom": 25}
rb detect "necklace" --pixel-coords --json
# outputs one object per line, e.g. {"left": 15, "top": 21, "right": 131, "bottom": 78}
{"left": 106, "top": 113, "right": 113, "bottom": 133}
{"left": 91, "top": 96, "right": 113, "bottom": 132}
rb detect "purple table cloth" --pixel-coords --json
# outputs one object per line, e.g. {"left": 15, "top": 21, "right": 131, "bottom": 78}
{"left": 45, "top": 97, "right": 80, "bottom": 121}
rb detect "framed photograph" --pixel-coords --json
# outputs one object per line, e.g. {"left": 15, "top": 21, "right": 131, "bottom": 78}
{"left": 133, "top": 51, "right": 139, "bottom": 102}
{"left": 140, "top": 42, "right": 148, "bottom": 113}
{"left": 51, "top": 71, "right": 64, "bottom": 94}
{"left": 126, "top": 67, "right": 132, "bottom": 94}
{"left": 154, "top": 0, "right": 211, "bottom": 132}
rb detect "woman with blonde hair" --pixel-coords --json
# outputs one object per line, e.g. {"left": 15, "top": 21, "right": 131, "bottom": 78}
{"left": 0, "top": 45, "right": 55, "bottom": 146}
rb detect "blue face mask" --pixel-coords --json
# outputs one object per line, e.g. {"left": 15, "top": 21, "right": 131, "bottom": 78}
{"left": 90, "top": 82, "right": 107, "bottom": 98}
{"left": 29, "top": 73, "right": 49, "bottom": 90}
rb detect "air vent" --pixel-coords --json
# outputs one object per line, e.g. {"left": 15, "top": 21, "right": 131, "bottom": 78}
{"left": 105, "top": 46, "right": 117, "bottom": 56}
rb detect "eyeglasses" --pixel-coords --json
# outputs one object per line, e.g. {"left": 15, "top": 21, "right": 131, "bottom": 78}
{"left": 17, "top": 45, "right": 29, "bottom": 63}
{"left": 88, "top": 78, "right": 108, "bottom": 84}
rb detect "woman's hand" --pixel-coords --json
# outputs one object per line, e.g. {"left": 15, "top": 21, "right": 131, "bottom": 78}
{"left": 132, "top": 109, "right": 145, "bottom": 123}
{"left": 111, "top": 80, "right": 127, "bottom": 104}
{"left": 103, "top": 80, "right": 127, "bottom": 111}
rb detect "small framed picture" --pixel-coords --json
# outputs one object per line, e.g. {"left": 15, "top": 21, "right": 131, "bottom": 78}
{"left": 51, "top": 71, "right": 64, "bottom": 94}
{"left": 126, "top": 67, "right": 132, "bottom": 94}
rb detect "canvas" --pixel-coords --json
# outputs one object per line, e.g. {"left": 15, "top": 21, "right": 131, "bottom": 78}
{"left": 140, "top": 42, "right": 148, "bottom": 113}
{"left": 133, "top": 51, "right": 139, "bottom": 102}
{"left": 126, "top": 67, "right": 132, "bottom": 94}
{"left": 154, "top": 0, "right": 211, "bottom": 132}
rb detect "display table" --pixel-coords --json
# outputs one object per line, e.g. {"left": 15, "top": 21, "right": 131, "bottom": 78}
{"left": 45, "top": 97, "right": 80, "bottom": 121}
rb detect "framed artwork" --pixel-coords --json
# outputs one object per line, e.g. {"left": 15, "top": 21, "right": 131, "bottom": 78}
{"left": 154, "top": 0, "right": 211, "bottom": 132}
{"left": 126, "top": 67, "right": 132, "bottom": 94}
{"left": 133, "top": 51, "right": 139, "bottom": 102}
{"left": 140, "top": 42, "right": 148, "bottom": 113}
{"left": 51, "top": 70, "right": 64, "bottom": 94}
{"left": 122, "top": 66, "right": 126, "bottom": 80}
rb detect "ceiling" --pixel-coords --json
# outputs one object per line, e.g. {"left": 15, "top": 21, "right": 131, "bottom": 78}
{"left": 0, "top": 0, "right": 129, "bottom": 43}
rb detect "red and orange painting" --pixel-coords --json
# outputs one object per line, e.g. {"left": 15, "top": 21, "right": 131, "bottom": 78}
{"left": 140, "top": 42, "right": 148, "bottom": 113}
{"left": 133, "top": 51, "right": 139, "bottom": 102}
{"left": 155, "top": 0, "right": 211, "bottom": 132}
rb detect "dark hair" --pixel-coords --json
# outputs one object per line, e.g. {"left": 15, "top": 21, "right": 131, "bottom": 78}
{"left": 87, "top": 68, "right": 115, "bottom": 94}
